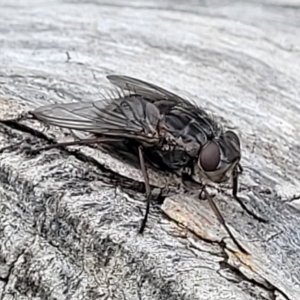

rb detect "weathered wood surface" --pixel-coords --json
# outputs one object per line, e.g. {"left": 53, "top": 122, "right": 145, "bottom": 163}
{"left": 1, "top": 0, "right": 300, "bottom": 299}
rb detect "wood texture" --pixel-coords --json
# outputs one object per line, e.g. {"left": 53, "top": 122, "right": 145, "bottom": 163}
{"left": 1, "top": 1, "right": 300, "bottom": 299}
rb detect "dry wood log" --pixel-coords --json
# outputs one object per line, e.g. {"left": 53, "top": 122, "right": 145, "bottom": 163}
{"left": 1, "top": 1, "right": 300, "bottom": 299}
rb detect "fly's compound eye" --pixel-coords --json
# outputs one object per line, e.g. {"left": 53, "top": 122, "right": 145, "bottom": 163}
{"left": 198, "top": 141, "right": 220, "bottom": 172}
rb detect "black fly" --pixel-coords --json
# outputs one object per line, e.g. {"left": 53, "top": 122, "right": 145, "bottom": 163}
{"left": 23, "top": 75, "right": 250, "bottom": 252}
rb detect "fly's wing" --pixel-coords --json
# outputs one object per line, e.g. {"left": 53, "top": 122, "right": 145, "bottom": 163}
{"left": 107, "top": 75, "right": 186, "bottom": 102}
{"left": 107, "top": 75, "right": 222, "bottom": 147}
{"left": 107, "top": 75, "right": 193, "bottom": 114}
{"left": 30, "top": 96, "right": 162, "bottom": 142}
{"left": 107, "top": 75, "right": 220, "bottom": 133}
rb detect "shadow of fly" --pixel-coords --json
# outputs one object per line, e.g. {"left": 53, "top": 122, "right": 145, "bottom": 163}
{"left": 23, "top": 75, "right": 250, "bottom": 253}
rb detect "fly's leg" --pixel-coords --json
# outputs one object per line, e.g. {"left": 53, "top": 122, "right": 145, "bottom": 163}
{"left": 29, "top": 137, "right": 123, "bottom": 154}
{"left": 182, "top": 173, "right": 248, "bottom": 254}
{"left": 0, "top": 142, "right": 23, "bottom": 154}
{"left": 31, "top": 136, "right": 154, "bottom": 233}
{"left": 138, "top": 146, "right": 152, "bottom": 234}
{"left": 232, "top": 169, "right": 267, "bottom": 223}
{"left": 201, "top": 186, "right": 249, "bottom": 254}
{"left": 237, "top": 163, "right": 243, "bottom": 174}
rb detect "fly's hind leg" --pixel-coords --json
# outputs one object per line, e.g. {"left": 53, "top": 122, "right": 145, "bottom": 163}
{"left": 29, "top": 137, "right": 123, "bottom": 154}
{"left": 138, "top": 146, "right": 152, "bottom": 234}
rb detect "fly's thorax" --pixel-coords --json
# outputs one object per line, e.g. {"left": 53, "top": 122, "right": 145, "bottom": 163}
{"left": 195, "top": 130, "right": 241, "bottom": 183}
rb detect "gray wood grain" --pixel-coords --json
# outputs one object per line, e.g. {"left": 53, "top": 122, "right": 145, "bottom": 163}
{"left": 1, "top": 0, "right": 300, "bottom": 299}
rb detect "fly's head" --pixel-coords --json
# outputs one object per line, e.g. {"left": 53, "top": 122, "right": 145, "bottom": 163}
{"left": 197, "top": 131, "right": 241, "bottom": 183}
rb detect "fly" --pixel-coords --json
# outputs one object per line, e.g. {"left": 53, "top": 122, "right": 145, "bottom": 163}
{"left": 10, "top": 75, "right": 263, "bottom": 253}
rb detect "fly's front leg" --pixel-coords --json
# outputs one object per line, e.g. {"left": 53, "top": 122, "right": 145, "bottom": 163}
{"left": 138, "top": 146, "right": 152, "bottom": 234}
{"left": 232, "top": 167, "right": 267, "bottom": 223}
{"left": 181, "top": 173, "right": 248, "bottom": 253}
{"left": 237, "top": 163, "right": 243, "bottom": 174}
{"left": 201, "top": 186, "right": 249, "bottom": 254}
